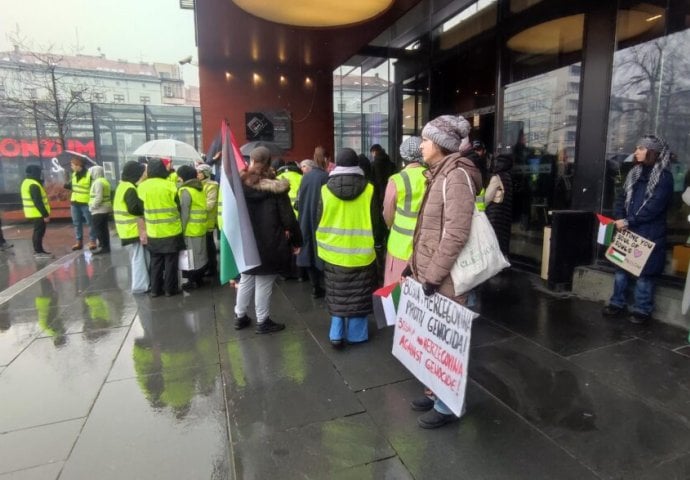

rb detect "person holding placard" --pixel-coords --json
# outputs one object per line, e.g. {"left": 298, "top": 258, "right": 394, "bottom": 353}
{"left": 403, "top": 115, "right": 482, "bottom": 429}
{"left": 602, "top": 135, "right": 673, "bottom": 324}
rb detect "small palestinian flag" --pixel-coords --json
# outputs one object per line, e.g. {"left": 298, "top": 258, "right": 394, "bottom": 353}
{"left": 372, "top": 282, "right": 401, "bottom": 329}
{"left": 606, "top": 245, "right": 626, "bottom": 264}
{"left": 596, "top": 214, "right": 615, "bottom": 246}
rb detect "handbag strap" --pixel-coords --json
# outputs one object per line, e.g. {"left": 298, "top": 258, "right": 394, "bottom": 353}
{"left": 441, "top": 167, "right": 476, "bottom": 237}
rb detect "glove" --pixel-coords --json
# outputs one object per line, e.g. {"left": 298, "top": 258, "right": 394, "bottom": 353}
{"left": 422, "top": 282, "right": 440, "bottom": 296}
{"left": 401, "top": 264, "right": 412, "bottom": 278}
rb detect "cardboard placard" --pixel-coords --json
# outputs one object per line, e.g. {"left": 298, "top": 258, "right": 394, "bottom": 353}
{"left": 605, "top": 229, "right": 655, "bottom": 277}
{"left": 392, "top": 278, "right": 478, "bottom": 416}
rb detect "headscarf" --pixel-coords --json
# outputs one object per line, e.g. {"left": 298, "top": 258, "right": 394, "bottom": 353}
{"left": 623, "top": 134, "right": 671, "bottom": 210}
{"left": 399, "top": 136, "right": 423, "bottom": 164}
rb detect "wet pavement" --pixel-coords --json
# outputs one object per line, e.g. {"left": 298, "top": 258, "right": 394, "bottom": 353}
{"left": 1, "top": 224, "right": 690, "bottom": 479}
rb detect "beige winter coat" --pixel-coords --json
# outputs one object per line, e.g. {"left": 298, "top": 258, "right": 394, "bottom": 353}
{"left": 410, "top": 153, "right": 482, "bottom": 304}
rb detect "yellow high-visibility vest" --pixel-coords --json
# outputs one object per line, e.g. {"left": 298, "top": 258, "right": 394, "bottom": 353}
{"left": 277, "top": 169, "right": 302, "bottom": 217}
{"left": 89, "top": 177, "right": 112, "bottom": 209}
{"left": 387, "top": 167, "right": 426, "bottom": 260}
{"left": 203, "top": 180, "right": 219, "bottom": 231}
{"left": 70, "top": 171, "right": 91, "bottom": 203}
{"left": 21, "top": 178, "right": 50, "bottom": 219}
{"left": 113, "top": 181, "right": 140, "bottom": 240}
{"left": 316, "top": 183, "right": 375, "bottom": 267}
{"left": 179, "top": 185, "right": 207, "bottom": 237}
{"left": 137, "top": 178, "right": 182, "bottom": 238}
{"left": 475, "top": 188, "right": 486, "bottom": 212}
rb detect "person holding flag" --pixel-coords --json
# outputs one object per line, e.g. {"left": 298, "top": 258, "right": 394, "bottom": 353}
{"left": 602, "top": 135, "right": 673, "bottom": 324}
{"left": 231, "top": 146, "right": 302, "bottom": 333}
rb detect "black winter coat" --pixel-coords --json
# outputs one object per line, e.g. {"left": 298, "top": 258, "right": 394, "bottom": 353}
{"left": 296, "top": 167, "right": 329, "bottom": 269}
{"left": 243, "top": 177, "right": 302, "bottom": 276}
{"left": 318, "top": 172, "right": 376, "bottom": 317}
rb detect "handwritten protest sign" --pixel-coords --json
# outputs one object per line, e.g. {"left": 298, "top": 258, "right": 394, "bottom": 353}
{"left": 605, "top": 229, "right": 655, "bottom": 277}
{"left": 392, "top": 278, "right": 479, "bottom": 416}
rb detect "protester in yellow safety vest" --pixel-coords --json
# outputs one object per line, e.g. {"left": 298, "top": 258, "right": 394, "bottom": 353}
{"left": 88, "top": 166, "right": 113, "bottom": 254}
{"left": 177, "top": 165, "right": 208, "bottom": 290}
{"left": 161, "top": 157, "right": 179, "bottom": 185}
{"left": 196, "top": 163, "right": 219, "bottom": 277}
{"left": 114, "top": 161, "right": 150, "bottom": 294}
{"left": 137, "top": 158, "right": 185, "bottom": 297}
{"left": 276, "top": 161, "right": 303, "bottom": 216}
{"left": 21, "top": 165, "right": 52, "bottom": 258}
{"left": 277, "top": 161, "right": 304, "bottom": 280}
{"left": 382, "top": 137, "right": 426, "bottom": 286}
{"left": 63, "top": 155, "right": 97, "bottom": 251}
{"left": 316, "top": 148, "right": 376, "bottom": 349}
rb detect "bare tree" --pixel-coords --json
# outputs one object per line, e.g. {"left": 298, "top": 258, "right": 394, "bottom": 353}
{"left": 0, "top": 34, "right": 101, "bottom": 149}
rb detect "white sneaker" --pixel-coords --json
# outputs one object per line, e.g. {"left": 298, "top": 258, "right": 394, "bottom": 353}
{"left": 33, "top": 251, "right": 54, "bottom": 259}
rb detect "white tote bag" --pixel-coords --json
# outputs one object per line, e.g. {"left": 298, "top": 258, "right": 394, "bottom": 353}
{"left": 443, "top": 168, "right": 510, "bottom": 296}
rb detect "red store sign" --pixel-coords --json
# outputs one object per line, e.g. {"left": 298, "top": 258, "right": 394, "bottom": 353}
{"left": 0, "top": 138, "right": 96, "bottom": 159}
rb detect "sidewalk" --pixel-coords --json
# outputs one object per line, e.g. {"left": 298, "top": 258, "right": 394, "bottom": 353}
{"left": 1, "top": 233, "right": 690, "bottom": 479}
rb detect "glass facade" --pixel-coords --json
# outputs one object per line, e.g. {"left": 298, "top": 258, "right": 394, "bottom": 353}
{"left": 333, "top": 60, "right": 393, "bottom": 161}
{"left": 332, "top": 0, "right": 690, "bottom": 278}
{"left": 0, "top": 103, "right": 201, "bottom": 210}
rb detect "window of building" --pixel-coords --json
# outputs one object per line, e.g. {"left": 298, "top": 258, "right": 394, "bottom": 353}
{"left": 164, "top": 85, "right": 174, "bottom": 97}
{"left": 604, "top": 25, "right": 690, "bottom": 278}
{"left": 93, "top": 92, "right": 105, "bottom": 102}
{"left": 113, "top": 94, "right": 125, "bottom": 103}
{"left": 140, "top": 95, "right": 151, "bottom": 104}
{"left": 24, "top": 88, "right": 37, "bottom": 99}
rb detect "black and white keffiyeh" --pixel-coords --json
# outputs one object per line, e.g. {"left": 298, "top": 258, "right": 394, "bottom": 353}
{"left": 623, "top": 135, "right": 671, "bottom": 211}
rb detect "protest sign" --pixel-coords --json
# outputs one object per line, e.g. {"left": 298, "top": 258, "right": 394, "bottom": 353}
{"left": 605, "top": 229, "right": 655, "bottom": 277}
{"left": 392, "top": 278, "right": 479, "bottom": 416}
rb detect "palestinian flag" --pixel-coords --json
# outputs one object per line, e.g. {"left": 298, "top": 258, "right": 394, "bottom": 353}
{"left": 596, "top": 214, "right": 615, "bottom": 246}
{"left": 219, "top": 122, "right": 260, "bottom": 284}
{"left": 372, "top": 282, "right": 401, "bottom": 329}
{"left": 606, "top": 245, "right": 626, "bottom": 264}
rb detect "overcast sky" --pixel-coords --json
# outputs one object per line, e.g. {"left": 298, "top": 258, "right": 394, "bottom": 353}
{"left": 0, "top": 0, "right": 200, "bottom": 86}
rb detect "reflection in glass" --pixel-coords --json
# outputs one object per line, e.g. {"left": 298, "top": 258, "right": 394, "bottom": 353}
{"left": 503, "top": 63, "right": 580, "bottom": 263}
{"left": 605, "top": 28, "right": 690, "bottom": 276}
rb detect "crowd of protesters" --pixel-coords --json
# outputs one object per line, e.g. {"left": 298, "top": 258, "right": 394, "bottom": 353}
{"left": 11, "top": 119, "right": 521, "bottom": 429}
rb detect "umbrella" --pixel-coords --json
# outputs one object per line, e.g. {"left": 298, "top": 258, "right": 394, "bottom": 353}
{"left": 240, "top": 141, "right": 284, "bottom": 157}
{"left": 53, "top": 150, "right": 97, "bottom": 170}
{"left": 132, "top": 139, "right": 202, "bottom": 163}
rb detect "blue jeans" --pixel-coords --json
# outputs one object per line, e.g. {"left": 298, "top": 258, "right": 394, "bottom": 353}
{"left": 609, "top": 269, "right": 655, "bottom": 315}
{"left": 71, "top": 204, "right": 96, "bottom": 242}
{"left": 329, "top": 316, "right": 368, "bottom": 343}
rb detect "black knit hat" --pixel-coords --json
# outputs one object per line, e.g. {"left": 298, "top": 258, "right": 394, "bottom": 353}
{"left": 335, "top": 148, "right": 359, "bottom": 167}
{"left": 177, "top": 164, "right": 197, "bottom": 182}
